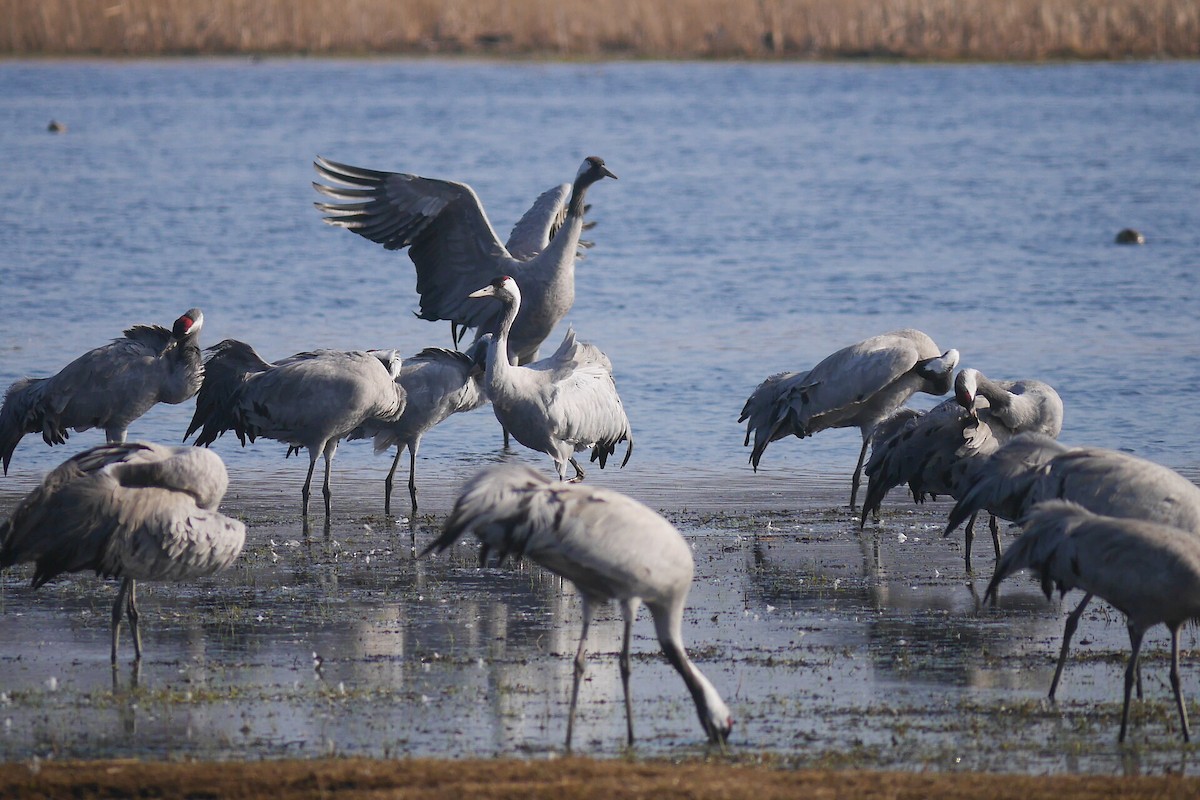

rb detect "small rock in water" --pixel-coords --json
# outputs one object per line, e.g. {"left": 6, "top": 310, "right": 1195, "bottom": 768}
{"left": 1114, "top": 228, "right": 1145, "bottom": 245}
{"left": 47, "top": 120, "right": 66, "bottom": 133}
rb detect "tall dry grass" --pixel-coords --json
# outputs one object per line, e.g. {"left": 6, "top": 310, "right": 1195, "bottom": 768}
{"left": 2, "top": 0, "right": 1197, "bottom": 59}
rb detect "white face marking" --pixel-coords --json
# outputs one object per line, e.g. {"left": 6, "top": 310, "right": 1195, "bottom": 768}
{"left": 941, "top": 349, "right": 961, "bottom": 372}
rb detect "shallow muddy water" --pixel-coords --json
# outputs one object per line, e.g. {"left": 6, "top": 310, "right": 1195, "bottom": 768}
{"left": 1, "top": 60, "right": 1199, "bottom": 777}
{"left": 2, "top": 478, "right": 1197, "bottom": 776}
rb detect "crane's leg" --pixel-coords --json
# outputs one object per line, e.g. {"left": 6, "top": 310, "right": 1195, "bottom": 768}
{"left": 127, "top": 579, "right": 142, "bottom": 662}
{"left": 106, "top": 428, "right": 128, "bottom": 444}
{"left": 1119, "top": 624, "right": 1145, "bottom": 743}
{"left": 384, "top": 446, "right": 404, "bottom": 517}
{"left": 1169, "top": 625, "right": 1192, "bottom": 742}
{"left": 849, "top": 438, "right": 870, "bottom": 511}
{"left": 989, "top": 514, "right": 1001, "bottom": 561}
{"left": 619, "top": 599, "right": 639, "bottom": 746}
{"left": 1049, "top": 592, "right": 1093, "bottom": 702}
{"left": 963, "top": 512, "right": 978, "bottom": 574}
{"left": 301, "top": 452, "right": 318, "bottom": 518}
{"left": 322, "top": 441, "right": 338, "bottom": 518}
{"left": 566, "top": 601, "right": 594, "bottom": 752}
{"left": 110, "top": 578, "right": 131, "bottom": 663}
{"left": 407, "top": 440, "right": 421, "bottom": 514}
{"left": 568, "top": 457, "right": 585, "bottom": 483}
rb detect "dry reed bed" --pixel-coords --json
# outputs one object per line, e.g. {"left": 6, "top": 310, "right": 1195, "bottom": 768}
{"left": 2, "top": 0, "right": 1198, "bottom": 59}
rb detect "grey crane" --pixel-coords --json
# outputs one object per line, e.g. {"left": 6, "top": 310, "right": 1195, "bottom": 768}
{"left": 986, "top": 500, "right": 1200, "bottom": 742}
{"left": 467, "top": 275, "right": 632, "bottom": 482}
{"left": 0, "top": 308, "right": 205, "bottom": 474}
{"left": 739, "top": 329, "right": 959, "bottom": 510}
{"left": 860, "top": 368, "right": 1063, "bottom": 570}
{"left": 948, "top": 433, "right": 1200, "bottom": 701}
{"left": 185, "top": 340, "right": 406, "bottom": 518}
{"left": 349, "top": 342, "right": 488, "bottom": 515}
{"left": 422, "top": 463, "right": 734, "bottom": 750}
{"left": 313, "top": 156, "right": 616, "bottom": 366}
{"left": 0, "top": 442, "right": 245, "bottom": 663}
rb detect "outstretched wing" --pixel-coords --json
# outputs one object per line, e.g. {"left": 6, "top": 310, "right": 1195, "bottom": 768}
{"left": 506, "top": 183, "right": 571, "bottom": 259}
{"left": 313, "top": 157, "right": 519, "bottom": 330}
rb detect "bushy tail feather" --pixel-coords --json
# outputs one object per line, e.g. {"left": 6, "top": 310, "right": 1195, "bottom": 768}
{"left": 0, "top": 446, "right": 136, "bottom": 577}
{"left": 0, "top": 377, "right": 54, "bottom": 474}
{"left": 185, "top": 339, "right": 270, "bottom": 447}
{"left": 739, "top": 371, "right": 811, "bottom": 471}
{"left": 984, "top": 499, "right": 1084, "bottom": 602}
{"left": 859, "top": 409, "right": 928, "bottom": 526}
{"left": 422, "top": 464, "right": 551, "bottom": 560}
{"left": 945, "top": 433, "right": 1070, "bottom": 536}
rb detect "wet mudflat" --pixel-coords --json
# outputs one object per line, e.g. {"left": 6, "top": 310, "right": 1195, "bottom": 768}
{"left": 2, "top": 470, "right": 1198, "bottom": 778}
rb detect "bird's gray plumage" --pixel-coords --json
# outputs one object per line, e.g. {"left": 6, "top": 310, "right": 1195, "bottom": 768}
{"left": 0, "top": 442, "right": 245, "bottom": 663}
{"left": 0, "top": 308, "right": 205, "bottom": 474}
{"left": 952, "top": 433, "right": 1200, "bottom": 701}
{"left": 860, "top": 368, "right": 1063, "bottom": 570}
{"left": 986, "top": 500, "right": 1200, "bottom": 741}
{"left": 349, "top": 342, "right": 488, "bottom": 515}
{"left": 185, "top": 340, "right": 405, "bottom": 518}
{"left": 313, "top": 156, "right": 616, "bottom": 366}
{"left": 947, "top": 435, "right": 1200, "bottom": 539}
{"left": 469, "top": 276, "right": 632, "bottom": 482}
{"left": 423, "top": 463, "right": 734, "bottom": 750}
{"left": 739, "top": 329, "right": 960, "bottom": 509}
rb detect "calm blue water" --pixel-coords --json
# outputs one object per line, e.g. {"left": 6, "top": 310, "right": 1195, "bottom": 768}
{"left": 1, "top": 60, "right": 1198, "bottom": 501}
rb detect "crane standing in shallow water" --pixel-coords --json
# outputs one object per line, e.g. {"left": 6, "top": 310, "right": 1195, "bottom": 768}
{"left": 185, "top": 340, "right": 406, "bottom": 519}
{"left": 0, "top": 308, "right": 205, "bottom": 474}
{"left": 467, "top": 275, "right": 632, "bottom": 482}
{"left": 947, "top": 433, "right": 1200, "bottom": 701}
{"left": 740, "top": 329, "right": 959, "bottom": 511}
{"left": 0, "top": 442, "right": 245, "bottom": 664}
{"left": 423, "top": 463, "right": 734, "bottom": 750}
{"left": 859, "top": 368, "right": 1063, "bottom": 571}
{"left": 349, "top": 342, "right": 488, "bottom": 516}
{"left": 986, "top": 500, "right": 1200, "bottom": 742}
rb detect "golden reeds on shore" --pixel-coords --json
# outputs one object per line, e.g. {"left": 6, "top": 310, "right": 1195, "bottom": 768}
{"left": 2, "top": 0, "right": 1198, "bottom": 60}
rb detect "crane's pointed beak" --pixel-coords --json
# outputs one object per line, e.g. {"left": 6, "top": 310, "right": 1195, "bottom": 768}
{"left": 602, "top": 165, "right": 618, "bottom": 180}
{"left": 468, "top": 286, "right": 496, "bottom": 299}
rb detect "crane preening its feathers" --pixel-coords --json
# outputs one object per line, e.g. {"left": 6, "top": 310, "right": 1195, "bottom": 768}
{"left": 740, "top": 329, "right": 959, "bottom": 510}
{"left": 859, "top": 368, "right": 1063, "bottom": 571}
{"left": 423, "top": 464, "right": 733, "bottom": 751}
{"left": 0, "top": 442, "right": 245, "bottom": 664}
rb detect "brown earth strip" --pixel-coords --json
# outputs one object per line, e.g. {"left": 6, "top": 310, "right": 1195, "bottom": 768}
{"left": 1, "top": 757, "right": 1198, "bottom": 800}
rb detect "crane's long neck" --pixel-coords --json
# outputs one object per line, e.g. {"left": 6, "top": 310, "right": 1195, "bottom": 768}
{"left": 566, "top": 170, "right": 597, "bottom": 219}
{"left": 974, "top": 373, "right": 1013, "bottom": 411}
{"left": 487, "top": 292, "right": 521, "bottom": 389}
{"left": 534, "top": 176, "right": 593, "bottom": 271}
{"left": 975, "top": 373, "right": 1050, "bottom": 434}
{"left": 653, "top": 603, "right": 730, "bottom": 743}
